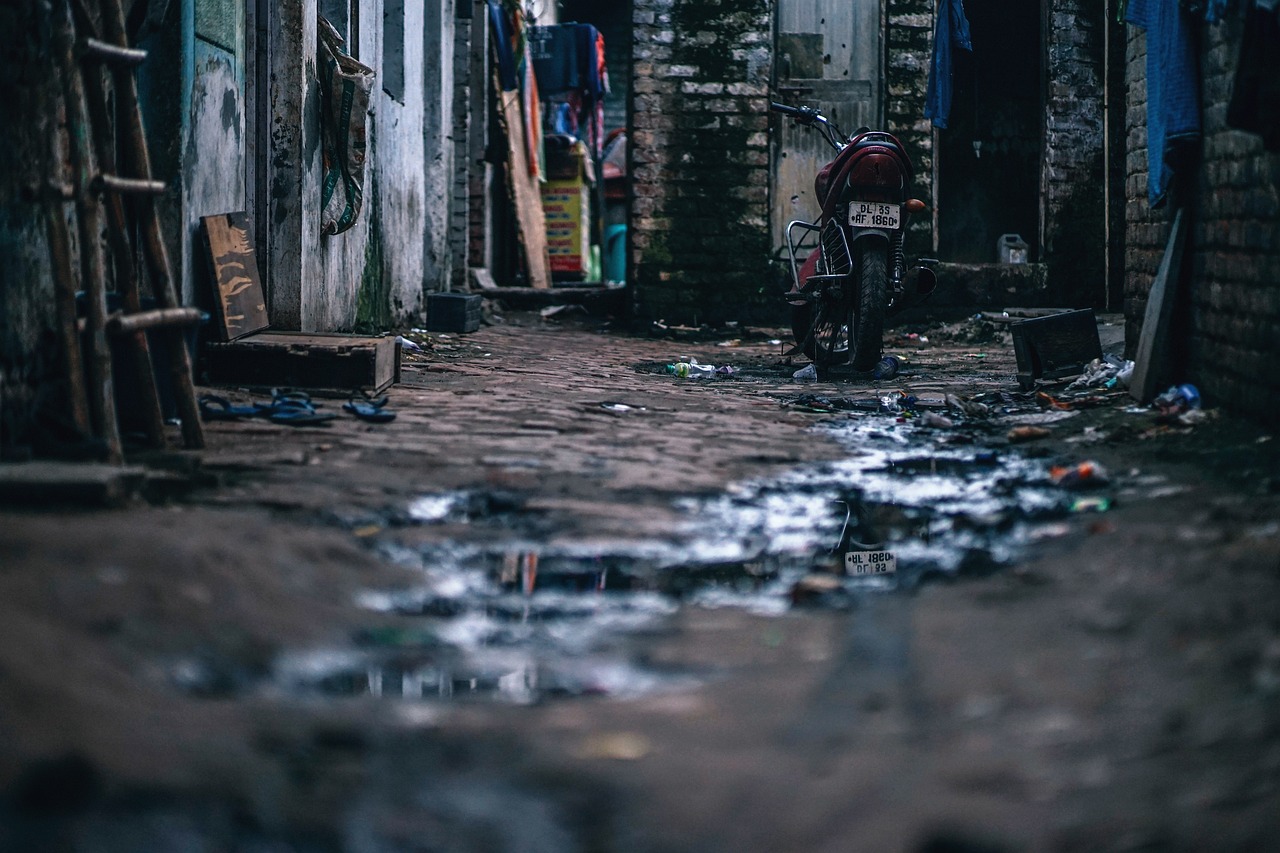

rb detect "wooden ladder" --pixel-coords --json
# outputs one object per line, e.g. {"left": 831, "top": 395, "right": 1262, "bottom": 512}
{"left": 46, "top": 0, "right": 204, "bottom": 463}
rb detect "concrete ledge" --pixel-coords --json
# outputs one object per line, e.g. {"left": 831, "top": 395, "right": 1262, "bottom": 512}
{"left": 0, "top": 462, "right": 147, "bottom": 508}
{"left": 932, "top": 262, "right": 1051, "bottom": 308}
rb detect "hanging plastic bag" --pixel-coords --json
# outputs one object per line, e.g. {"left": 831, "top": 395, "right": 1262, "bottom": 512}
{"left": 317, "top": 16, "right": 375, "bottom": 235}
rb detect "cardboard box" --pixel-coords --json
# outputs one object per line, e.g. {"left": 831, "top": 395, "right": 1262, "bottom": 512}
{"left": 201, "top": 331, "right": 399, "bottom": 394}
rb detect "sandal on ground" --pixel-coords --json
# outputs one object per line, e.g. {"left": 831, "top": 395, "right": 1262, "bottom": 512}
{"left": 343, "top": 395, "right": 396, "bottom": 423}
{"left": 199, "top": 394, "right": 260, "bottom": 421}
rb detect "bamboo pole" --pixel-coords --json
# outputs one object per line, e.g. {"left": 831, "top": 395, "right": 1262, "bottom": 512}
{"left": 71, "top": 0, "right": 166, "bottom": 448}
{"left": 53, "top": 0, "right": 121, "bottom": 463}
{"left": 98, "top": 0, "right": 204, "bottom": 449}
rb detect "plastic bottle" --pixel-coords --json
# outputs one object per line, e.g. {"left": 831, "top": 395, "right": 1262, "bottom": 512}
{"left": 872, "top": 356, "right": 900, "bottom": 380}
{"left": 667, "top": 362, "right": 691, "bottom": 378}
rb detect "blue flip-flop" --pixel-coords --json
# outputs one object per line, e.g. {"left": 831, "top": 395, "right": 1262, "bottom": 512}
{"left": 199, "top": 394, "right": 259, "bottom": 421}
{"left": 343, "top": 396, "right": 396, "bottom": 423}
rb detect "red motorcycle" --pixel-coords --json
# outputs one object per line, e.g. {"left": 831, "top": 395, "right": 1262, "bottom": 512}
{"left": 771, "top": 102, "right": 936, "bottom": 374}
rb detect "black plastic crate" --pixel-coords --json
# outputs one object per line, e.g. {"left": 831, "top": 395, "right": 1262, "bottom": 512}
{"left": 427, "top": 293, "right": 483, "bottom": 333}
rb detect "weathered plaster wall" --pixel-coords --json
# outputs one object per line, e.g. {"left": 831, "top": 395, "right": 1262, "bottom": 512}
{"left": 629, "top": 0, "right": 773, "bottom": 326}
{"left": 371, "top": 0, "right": 429, "bottom": 327}
{"left": 182, "top": 39, "right": 247, "bottom": 307}
{"left": 420, "top": 0, "right": 456, "bottom": 303}
{"left": 1125, "top": 11, "right": 1280, "bottom": 429}
{"left": 1043, "top": 0, "right": 1106, "bottom": 305}
{"left": 272, "top": 0, "right": 451, "bottom": 332}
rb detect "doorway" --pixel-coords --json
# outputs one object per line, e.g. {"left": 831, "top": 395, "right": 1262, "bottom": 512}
{"left": 937, "top": 0, "right": 1042, "bottom": 264}
{"left": 541, "top": 0, "right": 632, "bottom": 285}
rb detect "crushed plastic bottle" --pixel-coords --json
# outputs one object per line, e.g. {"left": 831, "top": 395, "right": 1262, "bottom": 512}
{"left": 872, "top": 356, "right": 900, "bottom": 380}
{"left": 793, "top": 364, "right": 818, "bottom": 382}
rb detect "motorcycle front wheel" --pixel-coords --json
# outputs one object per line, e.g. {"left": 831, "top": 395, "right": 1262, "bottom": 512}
{"left": 849, "top": 243, "right": 888, "bottom": 371}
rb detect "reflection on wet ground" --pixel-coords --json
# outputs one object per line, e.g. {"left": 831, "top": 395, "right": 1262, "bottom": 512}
{"left": 181, "top": 396, "right": 1114, "bottom": 706}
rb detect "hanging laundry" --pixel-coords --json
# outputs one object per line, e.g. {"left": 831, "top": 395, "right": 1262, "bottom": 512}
{"left": 921, "top": 0, "right": 967, "bottom": 128}
{"left": 530, "top": 25, "right": 581, "bottom": 94}
{"left": 531, "top": 23, "right": 609, "bottom": 157}
{"left": 487, "top": 0, "right": 519, "bottom": 92}
{"left": 488, "top": 0, "right": 542, "bottom": 178}
{"left": 924, "top": 0, "right": 972, "bottom": 129}
{"left": 1126, "top": 0, "right": 1201, "bottom": 207}
{"left": 1227, "top": 0, "right": 1280, "bottom": 150}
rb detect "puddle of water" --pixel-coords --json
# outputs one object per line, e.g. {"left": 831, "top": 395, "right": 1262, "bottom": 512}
{"left": 216, "top": 407, "right": 1106, "bottom": 709}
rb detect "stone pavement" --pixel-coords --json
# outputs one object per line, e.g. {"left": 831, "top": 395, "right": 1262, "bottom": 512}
{"left": 2, "top": 310, "right": 1279, "bottom": 852}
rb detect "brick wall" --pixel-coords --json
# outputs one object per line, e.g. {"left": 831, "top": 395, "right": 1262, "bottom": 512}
{"left": 450, "top": 2, "right": 474, "bottom": 290}
{"left": 629, "top": 0, "right": 773, "bottom": 325}
{"left": 1044, "top": 0, "right": 1106, "bottom": 304}
{"left": 885, "top": 0, "right": 935, "bottom": 255}
{"left": 1125, "top": 12, "right": 1280, "bottom": 429}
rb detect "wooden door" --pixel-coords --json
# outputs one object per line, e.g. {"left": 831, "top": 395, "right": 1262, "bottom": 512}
{"left": 772, "top": 0, "right": 883, "bottom": 253}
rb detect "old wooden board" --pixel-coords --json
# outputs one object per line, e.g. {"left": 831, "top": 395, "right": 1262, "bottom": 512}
{"left": 495, "top": 85, "right": 551, "bottom": 289}
{"left": 200, "top": 211, "right": 270, "bottom": 341}
{"left": 201, "top": 331, "right": 399, "bottom": 394}
{"left": 1130, "top": 207, "right": 1188, "bottom": 404}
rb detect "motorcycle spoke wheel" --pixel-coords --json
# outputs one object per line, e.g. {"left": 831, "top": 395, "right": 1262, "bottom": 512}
{"left": 850, "top": 245, "right": 888, "bottom": 371}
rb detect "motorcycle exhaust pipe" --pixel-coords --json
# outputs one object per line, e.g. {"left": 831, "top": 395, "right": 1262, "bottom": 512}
{"left": 905, "top": 264, "right": 936, "bottom": 297}
{"left": 888, "top": 265, "right": 937, "bottom": 316}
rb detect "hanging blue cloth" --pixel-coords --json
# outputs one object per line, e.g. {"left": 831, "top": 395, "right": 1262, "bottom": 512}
{"left": 487, "top": 0, "right": 518, "bottom": 92}
{"left": 924, "top": 0, "right": 972, "bottom": 129}
{"left": 1127, "top": 0, "right": 1201, "bottom": 207}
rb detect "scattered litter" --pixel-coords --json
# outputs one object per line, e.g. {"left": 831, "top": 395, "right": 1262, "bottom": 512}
{"left": 667, "top": 360, "right": 715, "bottom": 378}
{"left": 574, "top": 732, "right": 652, "bottom": 761}
{"left": 921, "top": 411, "right": 954, "bottom": 429}
{"left": 872, "top": 356, "right": 900, "bottom": 380}
{"left": 1065, "top": 356, "right": 1134, "bottom": 391}
{"left": 715, "top": 339, "right": 742, "bottom": 348}
{"left": 1008, "top": 425, "right": 1052, "bottom": 443}
{"left": 1069, "top": 496, "right": 1113, "bottom": 513}
{"left": 396, "top": 335, "right": 423, "bottom": 352}
{"left": 1050, "top": 461, "right": 1110, "bottom": 489}
{"left": 1153, "top": 383, "right": 1201, "bottom": 414}
{"left": 793, "top": 364, "right": 818, "bottom": 382}
{"left": 600, "top": 402, "right": 646, "bottom": 414}
{"left": 715, "top": 365, "right": 737, "bottom": 376}
{"left": 946, "top": 393, "right": 990, "bottom": 418}
{"left": 1005, "top": 410, "right": 1080, "bottom": 426}
{"left": 541, "top": 304, "right": 587, "bottom": 319}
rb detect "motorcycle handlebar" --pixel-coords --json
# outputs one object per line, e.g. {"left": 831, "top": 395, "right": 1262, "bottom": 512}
{"left": 769, "top": 101, "right": 804, "bottom": 117}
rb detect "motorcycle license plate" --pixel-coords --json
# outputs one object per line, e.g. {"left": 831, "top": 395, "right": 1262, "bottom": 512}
{"left": 848, "top": 202, "right": 901, "bottom": 229}
{"left": 844, "top": 549, "right": 897, "bottom": 576}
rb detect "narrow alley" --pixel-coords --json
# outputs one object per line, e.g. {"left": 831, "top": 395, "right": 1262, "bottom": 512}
{"left": 2, "top": 0, "right": 1279, "bottom": 850}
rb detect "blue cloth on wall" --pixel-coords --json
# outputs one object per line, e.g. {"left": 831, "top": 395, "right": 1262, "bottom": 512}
{"left": 487, "top": 0, "right": 518, "bottom": 91}
{"left": 1127, "top": 0, "right": 1201, "bottom": 207}
{"left": 924, "top": 0, "right": 972, "bottom": 129}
